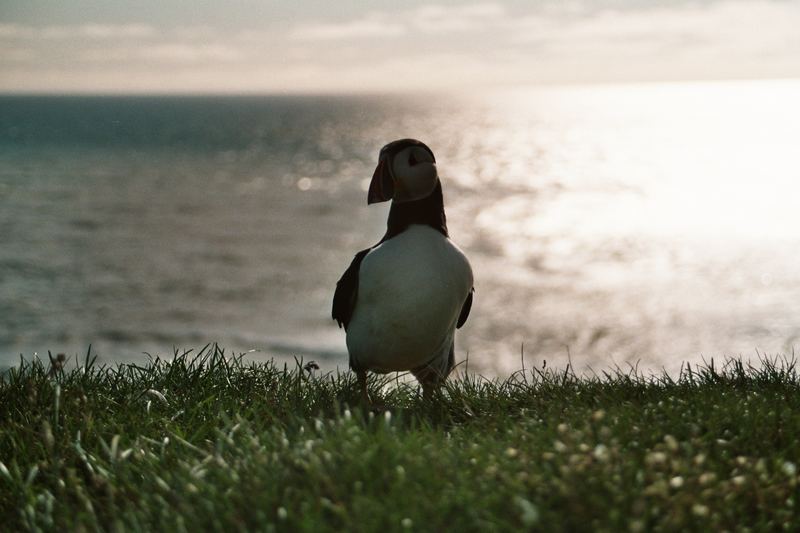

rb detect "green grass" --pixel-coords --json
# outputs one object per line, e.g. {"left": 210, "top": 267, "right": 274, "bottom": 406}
{"left": 1, "top": 345, "right": 799, "bottom": 532}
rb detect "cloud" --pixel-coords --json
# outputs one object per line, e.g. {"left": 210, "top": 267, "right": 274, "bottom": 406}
{"left": 288, "top": 3, "right": 507, "bottom": 41}
{"left": 81, "top": 24, "right": 155, "bottom": 39}
{"left": 1, "top": 47, "right": 37, "bottom": 62}
{"left": 138, "top": 43, "right": 242, "bottom": 63}
{"left": 509, "top": 1, "right": 800, "bottom": 53}
{"left": 289, "top": 14, "right": 405, "bottom": 41}
{"left": 501, "top": 0, "right": 800, "bottom": 82}
{"left": 411, "top": 3, "right": 507, "bottom": 33}
{"left": 79, "top": 43, "right": 244, "bottom": 64}
{"left": 2, "top": 1, "right": 799, "bottom": 93}
{"left": 281, "top": 0, "right": 800, "bottom": 89}
{"left": 0, "top": 23, "right": 155, "bottom": 40}
{"left": 284, "top": 1, "right": 800, "bottom": 74}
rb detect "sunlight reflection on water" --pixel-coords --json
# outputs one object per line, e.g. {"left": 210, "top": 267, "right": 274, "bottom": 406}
{"left": 1, "top": 81, "right": 798, "bottom": 374}
{"left": 446, "top": 80, "right": 800, "bottom": 373}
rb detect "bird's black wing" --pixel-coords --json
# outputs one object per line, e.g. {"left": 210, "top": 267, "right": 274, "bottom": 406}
{"left": 332, "top": 248, "right": 372, "bottom": 330}
{"left": 456, "top": 288, "right": 474, "bottom": 329}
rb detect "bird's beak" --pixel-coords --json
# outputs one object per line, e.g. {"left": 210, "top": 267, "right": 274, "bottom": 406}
{"left": 367, "top": 157, "right": 394, "bottom": 204}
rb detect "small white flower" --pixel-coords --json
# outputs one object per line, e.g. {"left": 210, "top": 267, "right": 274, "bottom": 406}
{"left": 646, "top": 452, "right": 667, "bottom": 465}
{"left": 401, "top": 518, "right": 413, "bottom": 528}
{"left": 782, "top": 462, "right": 797, "bottom": 477}
{"left": 593, "top": 444, "right": 610, "bottom": 462}
{"left": 699, "top": 472, "right": 716, "bottom": 485}
{"left": 669, "top": 476, "right": 684, "bottom": 489}
{"left": 692, "top": 504, "right": 709, "bottom": 517}
{"left": 277, "top": 507, "right": 288, "bottom": 520}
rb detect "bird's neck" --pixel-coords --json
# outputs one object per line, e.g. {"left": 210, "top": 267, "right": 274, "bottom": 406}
{"left": 381, "top": 181, "right": 448, "bottom": 243}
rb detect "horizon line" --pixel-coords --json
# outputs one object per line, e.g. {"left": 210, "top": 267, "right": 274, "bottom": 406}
{"left": 2, "top": 76, "right": 799, "bottom": 98}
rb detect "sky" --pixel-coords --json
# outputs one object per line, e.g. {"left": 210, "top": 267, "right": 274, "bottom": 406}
{"left": 1, "top": 0, "right": 799, "bottom": 93}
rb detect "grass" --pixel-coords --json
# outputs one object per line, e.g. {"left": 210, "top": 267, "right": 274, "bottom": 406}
{"left": 1, "top": 344, "right": 799, "bottom": 532}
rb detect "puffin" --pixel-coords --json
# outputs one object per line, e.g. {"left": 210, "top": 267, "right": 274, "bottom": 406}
{"left": 332, "top": 139, "right": 474, "bottom": 402}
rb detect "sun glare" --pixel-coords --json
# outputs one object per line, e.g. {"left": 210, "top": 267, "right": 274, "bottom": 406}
{"left": 487, "top": 80, "right": 800, "bottom": 247}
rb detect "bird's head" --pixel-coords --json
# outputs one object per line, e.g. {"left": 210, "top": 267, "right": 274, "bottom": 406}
{"left": 368, "top": 139, "right": 438, "bottom": 205}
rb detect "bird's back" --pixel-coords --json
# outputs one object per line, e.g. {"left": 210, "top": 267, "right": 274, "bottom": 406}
{"left": 346, "top": 225, "right": 473, "bottom": 373}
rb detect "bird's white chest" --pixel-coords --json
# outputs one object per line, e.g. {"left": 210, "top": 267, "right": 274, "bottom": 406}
{"left": 346, "top": 225, "right": 473, "bottom": 372}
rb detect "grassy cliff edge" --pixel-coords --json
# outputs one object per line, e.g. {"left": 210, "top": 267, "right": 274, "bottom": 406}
{"left": 1, "top": 345, "right": 799, "bottom": 531}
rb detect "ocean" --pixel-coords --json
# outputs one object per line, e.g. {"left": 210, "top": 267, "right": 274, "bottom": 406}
{"left": 2, "top": 80, "right": 799, "bottom": 374}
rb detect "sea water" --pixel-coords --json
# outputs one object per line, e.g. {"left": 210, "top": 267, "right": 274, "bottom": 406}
{"left": 2, "top": 80, "right": 799, "bottom": 374}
